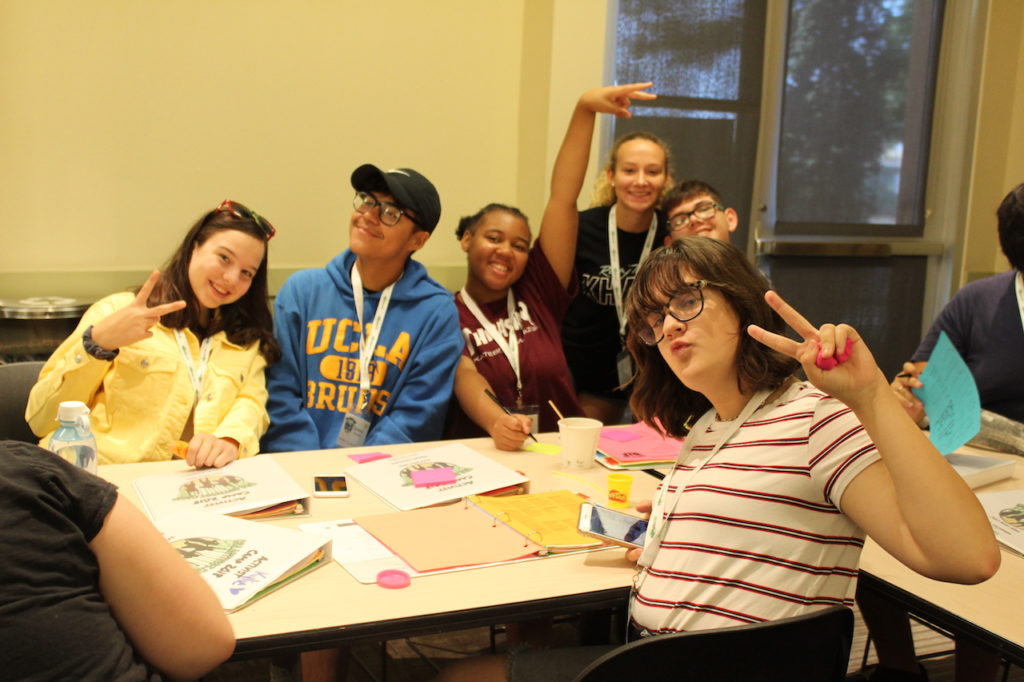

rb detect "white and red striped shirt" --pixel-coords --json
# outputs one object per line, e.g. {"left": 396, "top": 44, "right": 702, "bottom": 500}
{"left": 631, "top": 381, "right": 880, "bottom": 633}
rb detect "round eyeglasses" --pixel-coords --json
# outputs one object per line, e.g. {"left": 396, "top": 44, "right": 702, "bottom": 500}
{"left": 637, "top": 280, "right": 715, "bottom": 345}
{"left": 667, "top": 201, "right": 724, "bottom": 230}
{"left": 353, "top": 191, "right": 420, "bottom": 228}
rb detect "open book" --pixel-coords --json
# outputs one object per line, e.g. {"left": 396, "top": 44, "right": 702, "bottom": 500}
{"left": 133, "top": 456, "right": 310, "bottom": 521}
{"left": 345, "top": 443, "right": 528, "bottom": 511}
{"left": 155, "top": 510, "right": 330, "bottom": 612}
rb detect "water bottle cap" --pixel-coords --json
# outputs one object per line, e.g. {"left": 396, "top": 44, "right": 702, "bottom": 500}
{"left": 57, "top": 400, "right": 90, "bottom": 422}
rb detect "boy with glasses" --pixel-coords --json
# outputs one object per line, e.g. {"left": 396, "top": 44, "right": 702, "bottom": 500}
{"left": 663, "top": 180, "right": 739, "bottom": 245}
{"left": 262, "top": 164, "right": 463, "bottom": 452}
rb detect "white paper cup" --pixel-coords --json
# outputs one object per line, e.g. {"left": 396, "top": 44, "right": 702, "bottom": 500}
{"left": 558, "top": 417, "right": 602, "bottom": 469}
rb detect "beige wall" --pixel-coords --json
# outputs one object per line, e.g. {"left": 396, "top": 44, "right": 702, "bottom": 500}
{"left": 2, "top": 0, "right": 1020, "bottom": 301}
{"left": 961, "top": 0, "right": 1024, "bottom": 281}
{"left": 0, "top": 0, "right": 608, "bottom": 300}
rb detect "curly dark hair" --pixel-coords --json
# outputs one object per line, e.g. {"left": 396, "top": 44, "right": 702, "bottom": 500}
{"left": 626, "top": 237, "right": 798, "bottom": 438}
{"left": 454, "top": 203, "right": 530, "bottom": 240}
{"left": 146, "top": 205, "right": 280, "bottom": 364}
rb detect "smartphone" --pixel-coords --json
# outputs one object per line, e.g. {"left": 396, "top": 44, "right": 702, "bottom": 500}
{"left": 313, "top": 475, "right": 349, "bottom": 497}
{"left": 576, "top": 502, "right": 647, "bottom": 549}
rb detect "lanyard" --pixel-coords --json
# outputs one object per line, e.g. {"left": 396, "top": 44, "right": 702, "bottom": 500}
{"left": 351, "top": 264, "right": 397, "bottom": 412}
{"left": 637, "top": 388, "right": 772, "bottom": 569}
{"left": 1015, "top": 271, "right": 1024, "bottom": 334}
{"left": 608, "top": 209, "right": 658, "bottom": 338}
{"left": 459, "top": 288, "right": 523, "bottom": 397}
{"left": 173, "top": 329, "right": 213, "bottom": 403}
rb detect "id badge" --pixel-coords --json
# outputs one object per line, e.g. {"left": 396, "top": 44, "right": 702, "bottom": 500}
{"left": 616, "top": 349, "right": 634, "bottom": 388}
{"left": 336, "top": 412, "right": 371, "bottom": 448}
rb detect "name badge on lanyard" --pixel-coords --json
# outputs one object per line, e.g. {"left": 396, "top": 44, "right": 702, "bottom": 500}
{"left": 173, "top": 329, "right": 212, "bottom": 406}
{"left": 607, "top": 210, "right": 657, "bottom": 388}
{"left": 337, "top": 264, "right": 397, "bottom": 448}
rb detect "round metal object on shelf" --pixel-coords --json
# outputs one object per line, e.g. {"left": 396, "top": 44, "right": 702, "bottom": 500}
{"left": 0, "top": 296, "right": 91, "bottom": 361}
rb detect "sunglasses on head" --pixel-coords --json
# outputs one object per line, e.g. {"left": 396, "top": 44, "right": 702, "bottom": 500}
{"left": 217, "top": 200, "right": 276, "bottom": 241}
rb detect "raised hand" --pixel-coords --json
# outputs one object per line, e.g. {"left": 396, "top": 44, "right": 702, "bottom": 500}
{"left": 186, "top": 433, "right": 240, "bottom": 469}
{"left": 746, "top": 290, "right": 887, "bottom": 410}
{"left": 90, "top": 270, "right": 187, "bottom": 351}
{"left": 579, "top": 82, "right": 657, "bottom": 118}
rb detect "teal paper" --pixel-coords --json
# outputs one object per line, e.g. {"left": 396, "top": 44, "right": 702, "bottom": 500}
{"left": 912, "top": 332, "right": 981, "bottom": 454}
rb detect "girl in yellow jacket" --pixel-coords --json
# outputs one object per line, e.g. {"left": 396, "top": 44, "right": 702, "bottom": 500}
{"left": 27, "top": 201, "right": 281, "bottom": 467}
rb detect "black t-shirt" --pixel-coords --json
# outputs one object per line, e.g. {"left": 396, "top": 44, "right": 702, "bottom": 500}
{"left": 0, "top": 441, "right": 159, "bottom": 681}
{"left": 561, "top": 205, "right": 667, "bottom": 397}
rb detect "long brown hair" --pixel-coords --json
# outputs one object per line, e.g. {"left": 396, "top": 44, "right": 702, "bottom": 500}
{"left": 147, "top": 206, "right": 280, "bottom": 364}
{"left": 626, "top": 238, "right": 798, "bottom": 438}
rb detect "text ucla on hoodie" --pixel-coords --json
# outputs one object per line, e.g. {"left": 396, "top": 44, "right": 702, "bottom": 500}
{"left": 262, "top": 250, "right": 464, "bottom": 452}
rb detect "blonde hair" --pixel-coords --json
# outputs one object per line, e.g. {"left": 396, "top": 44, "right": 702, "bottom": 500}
{"left": 589, "top": 131, "right": 675, "bottom": 207}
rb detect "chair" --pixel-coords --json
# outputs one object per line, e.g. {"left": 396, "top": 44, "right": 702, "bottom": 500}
{"left": 0, "top": 361, "right": 45, "bottom": 442}
{"left": 574, "top": 605, "right": 854, "bottom": 682}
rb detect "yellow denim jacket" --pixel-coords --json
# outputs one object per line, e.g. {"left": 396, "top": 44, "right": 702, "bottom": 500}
{"left": 26, "top": 292, "right": 269, "bottom": 464}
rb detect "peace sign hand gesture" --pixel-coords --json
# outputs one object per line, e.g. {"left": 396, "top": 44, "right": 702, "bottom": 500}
{"left": 579, "top": 81, "right": 657, "bottom": 119}
{"left": 746, "top": 290, "right": 888, "bottom": 411}
{"left": 90, "top": 270, "right": 187, "bottom": 352}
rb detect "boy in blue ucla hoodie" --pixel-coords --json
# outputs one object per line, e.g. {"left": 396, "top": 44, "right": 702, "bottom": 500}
{"left": 262, "top": 164, "right": 463, "bottom": 451}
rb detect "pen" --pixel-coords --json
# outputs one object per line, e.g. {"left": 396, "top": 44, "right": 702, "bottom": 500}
{"left": 483, "top": 389, "right": 539, "bottom": 442}
{"left": 896, "top": 372, "right": 913, "bottom": 379}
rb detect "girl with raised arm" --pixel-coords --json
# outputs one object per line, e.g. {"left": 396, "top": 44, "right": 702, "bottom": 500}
{"left": 447, "top": 84, "right": 656, "bottom": 449}
{"left": 27, "top": 201, "right": 280, "bottom": 467}
{"left": 559, "top": 115, "right": 674, "bottom": 426}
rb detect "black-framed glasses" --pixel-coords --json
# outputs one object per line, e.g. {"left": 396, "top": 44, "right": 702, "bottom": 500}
{"left": 667, "top": 201, "right": 725, "bottom": 230}
{"left": 353, "top": 191, "right": 421, "bottom": 228}
{"left": 637, "top": 280, "right": 716, "bottom": 345}
{"left": 218, "top": 200, "right": 276, "bottom": 240}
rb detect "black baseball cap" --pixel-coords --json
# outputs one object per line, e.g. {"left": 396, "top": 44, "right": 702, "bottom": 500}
{"left": 351, "top": 164, "right": 441, "bottom": 233}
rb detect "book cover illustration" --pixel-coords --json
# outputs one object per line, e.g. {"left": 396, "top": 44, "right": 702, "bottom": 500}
{"left": 978, "top": 489, "right": 1024, "bottom": 557}
{"left": 133, "top": 456, "right": 310, "bottom": 521}
{"left": 157, "top": 510, "right": 330, "bottom": 612}
{"left": 345, "top": 443, "right": 528, "bottom": 511}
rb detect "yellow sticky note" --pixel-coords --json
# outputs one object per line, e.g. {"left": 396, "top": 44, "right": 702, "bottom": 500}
{"left": 524, "top": 441, "right": 561, "bottom": 455}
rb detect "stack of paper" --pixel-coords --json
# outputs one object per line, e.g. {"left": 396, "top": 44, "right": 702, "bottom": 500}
{"left": 133, "top": 456, "right": 311, "bottom": 521}
{"left": 596, "top": 422, "right": 683, "bottom": 470}
{"left": 156, "top": 510, "right": 330, "bottom": 612}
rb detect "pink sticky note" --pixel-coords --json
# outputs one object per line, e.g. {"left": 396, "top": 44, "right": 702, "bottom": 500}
{"left": 411, "top": 467, "right": 456, "bottom": 488}
{"left": 601, "top": 428, "right": 642, "bottom": 443}
{"left": 349, "top": 452, "right": 392, "bottom": 464}
{"left": 815, "top": 338, "right": 855, "bottom": 370}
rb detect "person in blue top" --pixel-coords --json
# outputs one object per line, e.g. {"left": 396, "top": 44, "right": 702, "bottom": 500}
{"left": 262, "top": 164, "right": 463, "bottom": 452}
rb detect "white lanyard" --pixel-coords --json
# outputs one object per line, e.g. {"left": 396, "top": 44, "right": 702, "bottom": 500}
{"left": 173, "top": 329, "right": 213, "bottom": 403}
{"left": 459, "top": 288, "right": 523, "bottom": 397}
{"left": 608, "top": 209, "right": 658, "bottom": 338}
{"left": 1015, "top": 271, "right": 1024, "bottom": 334}
{"left": 637, "top": 389, "right": 772, "bottom": 569}
{"left": 352, "top": 264, "right": 397, "bottom": 412}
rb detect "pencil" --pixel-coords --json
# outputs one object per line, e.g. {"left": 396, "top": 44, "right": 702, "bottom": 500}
{"left": 483, "top": 389, "right": 539, "bottom": 442}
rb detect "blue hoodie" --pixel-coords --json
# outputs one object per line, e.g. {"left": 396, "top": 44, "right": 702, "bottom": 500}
{"left": 262, "top": 250, "right": 463, "bottom": 452}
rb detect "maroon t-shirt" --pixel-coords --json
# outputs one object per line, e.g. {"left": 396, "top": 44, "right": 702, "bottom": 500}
{"left": 445, "top": 244, "right": 583, "bottom": 438}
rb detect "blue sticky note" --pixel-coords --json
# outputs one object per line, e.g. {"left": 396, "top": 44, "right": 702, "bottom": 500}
{"left": 912, "top": 332, "right": 981, "bottom": 454}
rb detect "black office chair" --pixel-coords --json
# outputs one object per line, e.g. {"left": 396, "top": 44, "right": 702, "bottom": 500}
{"left": 0, "top": 361, "right": 45, "bottom": 442}
{"left": 574, "top": 605, "right": 854, "bottom": 682}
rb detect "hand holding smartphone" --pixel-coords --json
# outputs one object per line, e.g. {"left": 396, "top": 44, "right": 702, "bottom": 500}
{"left": 313, "top": 475, "right": 349, "bottom": 497}
{"left": 576, "top": 502, "right": 647, "bottom": 549}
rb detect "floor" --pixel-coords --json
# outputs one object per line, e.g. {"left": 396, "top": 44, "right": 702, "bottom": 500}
{"left": 205, "top": 607, "right": 1024, "bottom": 682}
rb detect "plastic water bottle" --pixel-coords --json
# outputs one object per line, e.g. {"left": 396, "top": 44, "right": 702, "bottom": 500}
{"left": 48, "top": 401, "right": 98, "bottom": 474}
